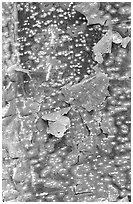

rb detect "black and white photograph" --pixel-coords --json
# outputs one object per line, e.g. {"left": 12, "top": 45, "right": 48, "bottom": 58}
{"left": 2, "top": 1, "right": 131, "bottom": 202}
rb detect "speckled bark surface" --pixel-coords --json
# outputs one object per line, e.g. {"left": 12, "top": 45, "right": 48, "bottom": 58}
{"left": 2, "top": 2, "right": 131, "bottom": 202}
